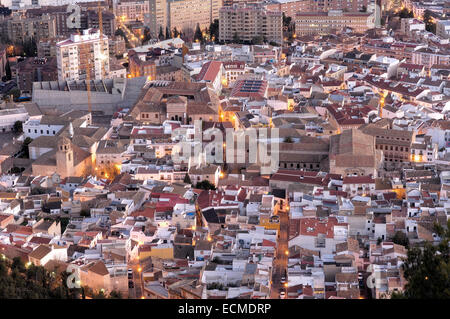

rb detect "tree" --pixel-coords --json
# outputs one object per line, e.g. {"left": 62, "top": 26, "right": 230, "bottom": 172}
{"left": 13, "top": 120, "right": 23, "bottom": 133}
{"left": 9, "top": 88, "right": 21, "bottom": 101}
{"left": 398, "top": 8, "right": 414, "bottom": 18}
{"left": 5, "top": 61, "right": 11, "bottom": 80}
{"left": 158, "top": 26, "right": 164, "bottom": 41}
{"left": 423, "top": 10, "right": 436, "bottom": 33}
{"left": 97, "top": 162, "right": 121, "bottom": 180}
{"left": 173, "top": 27, "right": 179, "bottom": 38}
{"left": 115, "top": 28, "right": 128, "bottom": 43}
{"left": 232, "top": 32, "right": 240, "bottom": 44}
{"left": 0, "top": 257, "right": 80, "bottom": 299}
{"left": 108, "top": 290, "right": 123, "bottom": 299}
{"left": 194, "top": 23, "right": 203, "bottom": 43}
{"left": 195, "top": 180, "right": 216, "bottom": 190}
{"left": 209, "top": 19, "right": 219, "bottom": 41}
{"left": 165, "top": 26, "right": 171, "bottom": 39}
{"left": 20, "top": 137, "right": 32, "bottom": 158}
{"left": 282, "top": 13, "right": 291, "bottom": 29}
{"left": 141, "top": 27, "right": 151, "bottom": 44}
{"left": 392, "top": 231, "right": 409, "bottom": 248}
{"left": 80, "top": 209, "right": 91, "bottom": 218}
{"left": 251, "top": 35, "right": 264, "bottom": 45}
{"left": 396, "top": 221, "right": 450, "bottom": 299}
{"left": 183, "top": 173, "right": 192, "bottom": 184}
{"left": 22, "top": 38, "right": 37, "bottom": 57}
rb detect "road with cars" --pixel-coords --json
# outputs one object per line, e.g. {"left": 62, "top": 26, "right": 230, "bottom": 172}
{"left": 270, "top": 201, "right": 289, "bottom": 299}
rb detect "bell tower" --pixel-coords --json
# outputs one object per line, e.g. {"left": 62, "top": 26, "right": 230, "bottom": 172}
{"left": 56, "top": 136, "right": 74, "bottom": 178}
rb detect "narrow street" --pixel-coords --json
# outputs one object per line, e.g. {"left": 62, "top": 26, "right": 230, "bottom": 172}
{"left": 271, "top": 201, "right": 289, "bottom": 299}
{"left": 116, "top": 18, "right": 140, "bottom": 48}
{"left": 128, "top": 262, "right": 143, "bottom": 299}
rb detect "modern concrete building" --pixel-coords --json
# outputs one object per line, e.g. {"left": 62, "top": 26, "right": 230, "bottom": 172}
{"left": 4, "top": 13, "right": 57, "bottom": 43}
{"left": 436, "top": 20, "right": 450, "bottom": 39}
{"left": 145, "top": 0, "right": 222, "bottom": 37}
{"left": 295, "top": 10, "right": 374, "bottom": 36}
{"left": 56, "top": 28, "right": 110, "bottom": 82}
{"left": 32, "top": 77, "right": 147, "bottom": 115}
{"left": 219, "top": 3, "right": 283, "bottom": 45}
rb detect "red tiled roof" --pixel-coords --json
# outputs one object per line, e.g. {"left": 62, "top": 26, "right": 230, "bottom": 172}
{"left": 196, "top": 61, "right": 223, "bottom": 82}
{"left": 342, "top": 176, "right": 375, "bottom": 184}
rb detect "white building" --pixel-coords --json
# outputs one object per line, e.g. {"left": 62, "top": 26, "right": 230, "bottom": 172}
{"left": 436, "top": 20, "right": 450, "bottom": 39}
{"left": 0, "top": 107, "right": 29, "bottom": 133}
{"left": 56, "top": 29, "right": 110, "bottom": 82}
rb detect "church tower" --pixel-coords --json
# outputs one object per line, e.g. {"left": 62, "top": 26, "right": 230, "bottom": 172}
{"left": 56, "top": 136, "right": 74, "bottom": 178}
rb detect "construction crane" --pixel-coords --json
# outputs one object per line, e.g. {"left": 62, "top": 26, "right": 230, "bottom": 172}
{"left": 85, "top": 1, "right": 106, "bottom": 117}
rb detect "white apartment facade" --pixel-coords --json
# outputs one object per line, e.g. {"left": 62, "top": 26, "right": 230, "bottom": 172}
{"left": 56, "top": 29, "right": 110, "bottom": 82}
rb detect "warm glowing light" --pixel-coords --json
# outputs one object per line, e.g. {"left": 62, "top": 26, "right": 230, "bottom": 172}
{"left": 191, "top": 225, "right": 196, "bottom": 231}
{"left": 285, "top": 250, "right": 289, "bottom": 256}
{"left": 138, "top": 267, "right": 142, "bottom": 272}
{"left": 284, "top": 283, "right": 288, "bottom": 288}
{"left": 141, "top": 296, "right": 145, "bottom": 299}
{"left": 207, "top": 235, "right": 212, "bottom": 242}
{"left": 219, "top": 172, "right": 224, "bottom": 178}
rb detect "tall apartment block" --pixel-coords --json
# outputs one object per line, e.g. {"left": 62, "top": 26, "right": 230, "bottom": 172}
{"left": 56, "top": 28, "right": 110, "bottom": 81}
{"left": 294, "top": 10, "right": 374, "bottom": 36}
{"left": 219, "top": 3, "right": 283, "bottom": 45}
{"left": 4, "top": 13, "right": 57, "bottom": 43}
{"left": 25, "top": 6, "right": 116, "bottom": 37}
{"left": 240, "top": 0, "right": 371, "bottom": 18}
{"left": 146, "top": 0, "right": 222, "bottom": 37}
{"left": 307, "top": 0, "right": 370, "bottom": 12}
{"left": 146, "top": 0, "right": 169, "bottom": 36}
{"left": 169, "top": 0, "right": 222, "bottom": 32}
{"left": 114, "top": 0, "right": 150, "bottom": 23}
